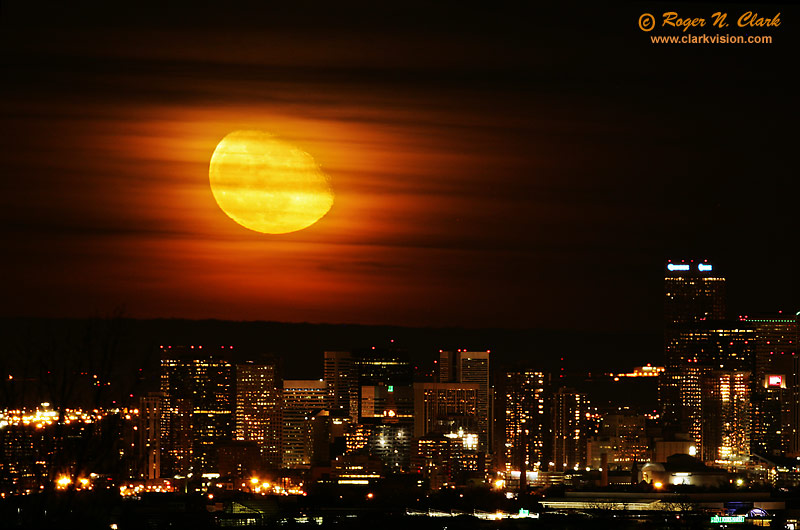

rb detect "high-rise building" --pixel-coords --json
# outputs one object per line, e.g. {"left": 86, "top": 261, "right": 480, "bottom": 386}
{"left": 334, "top": 350, "right": 416, "bottom": 471}
{"left": 664, "top": 322, "right": 755, "bottom": 452}
{"left": 662, "top": 260, "right": 727, "bottom": 428}
{"left": 138, "top": 392, "right": 162, "bottom": 480}
{"left": 746, "top": 315, "right": 798, "bottom": 457}
{"left": 357, "top": 383, "right": 415, "bottom": 471}
{"left": 552, "top": 387, "right": 589, "bottom": 471}
{"left": 323, "top": 351, "right": 355, "bottom": 415}
{"left": 662, "top": 259, "right": 725, "bottom": 426}
{"left": 235, "top": 361, "right": 281, "bottom": 468}
{"left": 413, "top": 382, "right": 480, "bottom": 439}
{"left": 352, "top": 349, "right": 413, "bottom": 420}
{"left": 282, "top": 380, "right": 327, "bottom": 468}
{"left": 438, "top": 350, "right": 492, "bottom": 452}
{"left": 502, "top": 370, "right": 549, "bottom": 472}
{"left": 664, "top": 260, "right": 726, "bottom": 325}
{"left": 701, "top": 371, "right": 751, "bottom": 462}
{"left": 159, "top": 347, "right": 235, "bottom": 475}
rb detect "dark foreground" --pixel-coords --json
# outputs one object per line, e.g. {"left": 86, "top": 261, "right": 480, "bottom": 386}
{"left": 0, "top": 490, "right": 774, "bottom": 530}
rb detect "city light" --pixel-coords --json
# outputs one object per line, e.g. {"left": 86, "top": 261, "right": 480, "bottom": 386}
{"left": 667, "top": 263, "right": 690, "bottom": 271}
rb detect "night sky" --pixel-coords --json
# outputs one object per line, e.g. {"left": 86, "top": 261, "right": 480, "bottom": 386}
{"left": 2, "top": 2, "right": 797, "bottom": 334}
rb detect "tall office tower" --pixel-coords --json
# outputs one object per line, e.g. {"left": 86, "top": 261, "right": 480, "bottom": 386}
{"left": 438, "top": 350, "right": 492, "bottom": 452}
{"left": 235, "top": 361, "right": 282, "bottom": 468}
{"left": 323, "top": 351, "right": 355, "bottom": 415}
{"left": 160, "top": 347, "right": 235, "bottom": 475}
{"left": 502, "top": 370, "right": 549, "bottom": 472}
{"left": 351, "top": 349, "right": 413, "bottom": 419}
{"left": 746, "top": 315, "right": 798, "bottom": 456}
{"left": 282, "top": 380, "right": 327, "bottom": 468}
{"left": 138, "top": 392, "right": 163, "bottom": 480}
{"left": 413, "top": 382, "right": 480, "bottom": 438}
{"left": 664, "top": 260, "right": 726, "bottom": 324}
{"left": 357, "top": 383, "right": 414, "bottom": 471}
{"left": 666, "top": 322, "right": 755, "bottom": 456}
{"left": 552, "top": 387, "right": 589, "bottom": 471}
{"left": 701, "top": 371, "right": 751, "bottom": 462}
{"left": 662, "top": 261, "right": 734, "bottom": 447}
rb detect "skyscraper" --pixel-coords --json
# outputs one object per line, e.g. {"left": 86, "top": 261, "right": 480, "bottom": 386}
{"left": 235, "top": 360, "right": 281, "bottom": 468}
{"left": 282, "top": 379, "right": 327, "bottom": 468}
{"left": 138, "top": 392, "right": 162, "bottom": 480}
{"left": 438, "top": 350, "right": 492, "bottom": 452}
{"left": 351, "top": 349, "right": 413, "bottom": 420}
{"left": 664, "top": 322, "right": 755, "bottom": 453}
{"left": 664, "top": 260, "right": 726, "bottom": 324}
{"left": 552, "top": 387, "right": 589, "bottom": 471}
{"left": 502, "top": 370, "right": 549, "bottom": 472}
{"left": 747, "top": 314, "right": 798, "bottom": 456}
{"left": 413, "top": 382, "right": 480, "bottom": 439}
{"left": 701, "top": 371, "right": 751, "bottom": 462}
{"left": 323, "top": 351, "right": 354, "bottom": 415}
{"left": 159, "top": 347, "right": 235, "bottom": 475}
{"left": 661, "top": 260, "right": 728, "bottom": 435}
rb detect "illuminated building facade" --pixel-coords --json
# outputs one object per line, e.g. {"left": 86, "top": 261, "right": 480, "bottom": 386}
{"left": 701, "top": 371, "right": 751, "bottom": 462}
{"left": 159, "top": 348, "right": 235, "bottom": 475}
{"left": 323, "top": 351, "right": 355, "bottom": 415}
{"left": 661, "top": 260, "right": 726, "bottom": 430}
{"left": 438, "top": 350, "right": 492, "bottom": 452}
{"left": 342, "top": 349, "right": 414, "bottom": 469}
{"left": 664, "top": 323, "right": 755, "bottom": 459}
{"left": 746, "top": 315, "right": 798, "bottom": 456}
{"left": 413, "top": 382, "right": 479, "bottom": 439}
{"left": 359, "top": 384, "right": 414, "bottom": 421}
{"left": 660, "top": 261, "right": 760, "bottom": 463}
{"left": 345, "top": 423, "right": 370, "bottom": 454}
{"left": 0, "top": 423, "right": 51, "bottom": 492}
{"left": 552, "top": 387, "right": 588, "bottom": 471}
{"left": 350, "top": 349, "right": 413, "bottom": 421}
{"left": 235, "top": 361, "right": 281, "bottom": 468}
{"left": 366, "top": 422, "right": 412, "bottom": 471}
{"left": 281, "top": 379, "right": 327, "bottom": 468}
{"left": 138, "top": 392, "right": 162, "bottom": 480}
{"left": 411, "top": 430, "right": 479, "bottom": 490}
{"left": 502, "top": 370, "right": 549, "bottom": 472}
{"left": 586, "top": 414, "right": 648, "bottom": 470}
{"left": 664, "top": 260, "right": 726, "bottom": 325}
{"left": 357, "top": 384, "right": 414, "bottom": 471}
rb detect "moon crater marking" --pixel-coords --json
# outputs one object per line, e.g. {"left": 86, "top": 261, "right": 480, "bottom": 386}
{"left": 209, "top": 130, "right": 334, "bottom": 234}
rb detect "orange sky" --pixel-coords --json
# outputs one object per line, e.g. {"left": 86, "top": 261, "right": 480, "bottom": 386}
{"left": 2, "top": 3, "right": 797, "bottom": 330}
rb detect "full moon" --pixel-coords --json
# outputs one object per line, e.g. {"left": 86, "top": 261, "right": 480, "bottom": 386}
{"left": 209, "top": 130, "right": 334, "bottom": 234}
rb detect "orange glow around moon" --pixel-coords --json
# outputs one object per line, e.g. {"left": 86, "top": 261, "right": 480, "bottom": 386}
{"left": 209, "top": 130, "right": 334, "bottom": 234}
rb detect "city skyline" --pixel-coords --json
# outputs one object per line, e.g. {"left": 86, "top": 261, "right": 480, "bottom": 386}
{"left": 2, "top": 3, "right": 797, "bottom": 332}
{"left": 1, "top": 258, "right": 798, "bottom": 527}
